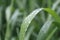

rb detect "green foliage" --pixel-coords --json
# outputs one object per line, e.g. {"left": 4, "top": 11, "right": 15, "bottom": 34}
{"left": 0, "top": 0, "right": 60, "bottom": 40}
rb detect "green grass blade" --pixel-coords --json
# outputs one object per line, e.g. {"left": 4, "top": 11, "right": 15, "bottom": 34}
{"left": 19, "top": 8, "right": 43, "bottom": 40}
{"left": 11, "top": 9, "right": 20, "bottom": 30}
{"left": 52, "top": 0, "right": 60, "bottom": 10}
{"left": 46, "top": 27, "right": 58, "bottom": 40}
{"left": 0, "top": 6, "right": 3, "bottom": 40}
{"left": 5, "top": 6, "right": 11, "bottom": 22}
{"left": 0, "top": 6, "right": 2, "bottom": 31}
{"left": 44, "top": 8, "right": 60, "bottom": 23}
{"left": 19, "top": 8, "right": 60, "bottom": 40}
{"left": 5, "top": 6, "right": 12, "bottom": 40}
{"left": 5, "top": 0, "right": 14, "bottom": 40}
{"left": 36, "top": 19, "right": 53, "bottom": 40}
{"left": 25, "top": 26, "right": 34, "bottom": 40}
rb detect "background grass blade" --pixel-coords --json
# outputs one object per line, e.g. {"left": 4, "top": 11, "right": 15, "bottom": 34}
{"left": 11, "top": 9, "right": 20, "bottom": 30}
{"left": 0, "top": 6, "right": 2, "bottom": 32}
{"left": 25, "top": 26, "right": 34, "bottom": 40}
{"left": 46, "top": 27, "right": 58, "bottom": 40}
{"left": 36, "top": 19, "right": 53, "bottom": 40}
{"left": 0, "top": 6, "right": 3, "bottom": 40}
{"left": 5, "top": 0, "right": 14, "bottom": 40}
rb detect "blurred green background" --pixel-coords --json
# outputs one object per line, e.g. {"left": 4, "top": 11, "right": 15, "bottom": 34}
{"left": 0, "top": 0, "right": 60, "bottom": 40}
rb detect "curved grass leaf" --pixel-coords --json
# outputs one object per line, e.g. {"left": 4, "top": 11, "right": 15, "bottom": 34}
{"left": 44, "top": 8, "right": 60, "bottom": 23}
{"left": 52, "top": 0, "right": 60, "bottom": 10}
{"left": 19, "top": 8, "right": 60, "bottom": 40}
{"left": 48, "top": 0, "right": 60, "bottom": 20}
{"left": 19, "top": 8, "right": 43, "bottom": 40}
{"left": 37, "top": 1, "right": 60, "bottom": 39}
{"left": 37, "top": 19, "right": 53, "bottom": 40}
